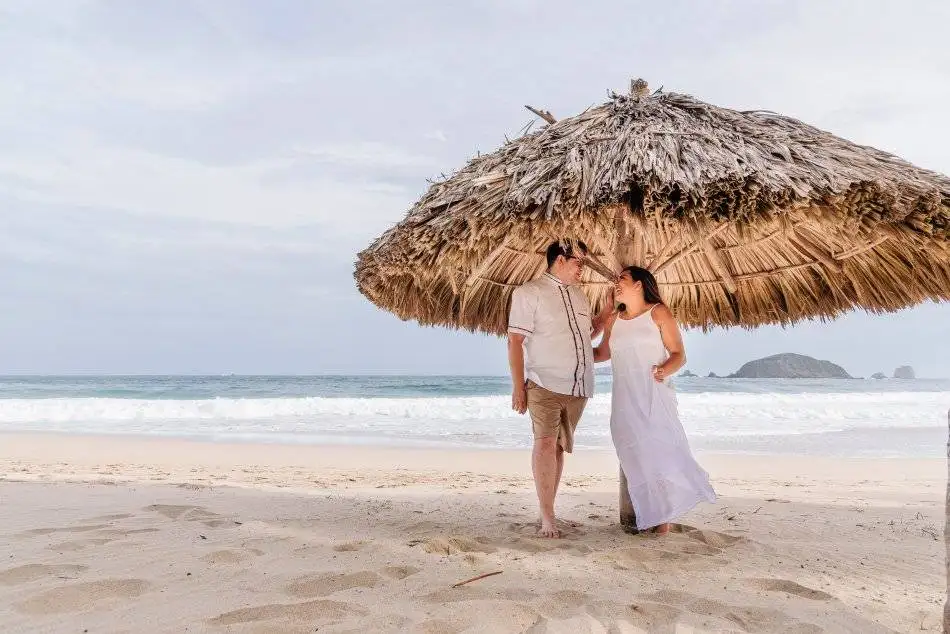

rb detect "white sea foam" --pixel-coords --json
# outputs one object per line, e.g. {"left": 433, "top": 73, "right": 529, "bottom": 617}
{"left": 0, "top": 391, "right": 946, "bottom": 449}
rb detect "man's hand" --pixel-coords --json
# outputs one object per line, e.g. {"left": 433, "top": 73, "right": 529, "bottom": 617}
{"left": 512, "top": 383, "right": 528, "bottom": 414}
{"left": 592, "top": 288, "right": 616, "bottom": 339}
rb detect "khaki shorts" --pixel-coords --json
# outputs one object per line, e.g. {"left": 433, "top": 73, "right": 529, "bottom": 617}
{"left": 526, "top": 380, "right": 588, "bottom": 453}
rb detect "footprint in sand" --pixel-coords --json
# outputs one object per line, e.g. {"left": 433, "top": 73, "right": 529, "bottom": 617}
{"left": 144, "top": 504, "right": 223, "bottom": 523}
{"left": 208, "top": 599, "right": 366, "bottom": 626}
{"left": 48, "top": 538, "right": 115, "bottom": 552}
{"left": 526, "top": 614, "right": 620, "bottom": 633}
{"left": 635, "top": 589, "right": 814, "bottom": 632}
{"left": 749, "top": 578, "right": 835, "bottom": 601}
{"left": 143, "top": 504, "right": 196, "bottom": 520}
{"left": 596, "top": 544, "right": 721, "bottom": 573}
{"left": 85, "top": 513, "right": 134, "bottom": 522}
{"left": 531, "top": 590, "right": 594, "bottom": 620}
{"left": 508, "top": 520, "right": 587, "bottom": 539}
{"left": 653, "top": 524, "right": 750, "bottom": 549}
{"left": 201, "top": 548, "right": 265, "bottom": 565}
{"left": 423, "top": 586, "right": 536, "bottom": 606}
{"left": 17, "top": 523, "right": 112, "bottom": 538}
{"left": 382, "top": 565, "right": 420, "bottom": 580}
{"left": 95, "top": 527, "right": 162, "bottom": 538}
{"left": 421, "top": 536, "right": 497, "bottom": 556}
{"left": 334, "top": 614, "right": 413, "bottom": 633}
{"left": 285, "top": 571, "right": 382, "bottom": 597}
{"left": 406, "top": 520, "right": 441, "bottom": 533}
{"left": 414, "top": 617, "right": 474, "bottom": 633}
{"left": 417, "top": 601, "right": 539, "bottom": 632}
{"left": 333, "top": 540, "right": 370, "bottom": 552}
{"left": 14, "top": 579, "right": 151, "bottom": 614}
{"left": 0, "top": 564, "right": 88, "bottom": 586}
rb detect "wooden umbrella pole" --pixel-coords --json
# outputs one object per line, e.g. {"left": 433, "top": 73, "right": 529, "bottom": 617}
{"left": 612, "top": 208, "right": 638, "bottom": 534}
{"left": 619, "top": 467, "right": 638, "bottom": 534}
{"left": 944, "top": 407, "right": 949, "bottom": 632}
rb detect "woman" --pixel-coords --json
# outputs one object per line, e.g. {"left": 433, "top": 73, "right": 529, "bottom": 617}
{"left": 594, "top": 266, "right": 716, "bottom": 534}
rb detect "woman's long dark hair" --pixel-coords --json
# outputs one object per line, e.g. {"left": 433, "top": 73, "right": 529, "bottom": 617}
{"left": 617, "top": 266, "right": 664, "bottom": 312}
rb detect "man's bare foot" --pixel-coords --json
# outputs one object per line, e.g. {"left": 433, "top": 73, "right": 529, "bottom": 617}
{"left": 652, "top": 523, "right": 671, "bottom": 536}
{"left": 538, "top": 517, "right": 560, "bottom": 538}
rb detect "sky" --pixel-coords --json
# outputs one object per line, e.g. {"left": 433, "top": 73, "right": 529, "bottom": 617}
{"left": 1, "top": 0, "right": 948, "bottom": 377}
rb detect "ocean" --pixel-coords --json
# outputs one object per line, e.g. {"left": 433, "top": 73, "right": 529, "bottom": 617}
{"left": 0, "top": 375, "right": 947, "bottom": 458}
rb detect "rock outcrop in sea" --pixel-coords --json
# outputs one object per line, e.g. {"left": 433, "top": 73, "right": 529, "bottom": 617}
{"left": 893, "top": 365, "right": 916, "bottom": 379}
{"left": 728, "top": 353, "right": 852, "bottom": 379}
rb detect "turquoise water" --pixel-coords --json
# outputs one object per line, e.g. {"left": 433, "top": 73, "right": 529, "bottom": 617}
{"left": 0, "top": 375, "right": 947, "bottom": 457}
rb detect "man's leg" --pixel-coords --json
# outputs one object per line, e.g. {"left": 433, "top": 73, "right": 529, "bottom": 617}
{"left": 527, "top": 384, "right": 562, "bottom": 538}
{"left": 532, "top": 435, "right": 560, "bottom": 538}
{"left": 554, "top": 444, "right": 565, "bottom": 496}
{"left": 554, "top": 396, "right": 584, "bottom": 498}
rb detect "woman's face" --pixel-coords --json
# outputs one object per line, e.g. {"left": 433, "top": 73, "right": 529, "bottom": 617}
{"left": 614, "top": 270, "right": 641, "bottom": 301}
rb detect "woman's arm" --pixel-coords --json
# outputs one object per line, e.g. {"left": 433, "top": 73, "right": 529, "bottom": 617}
{"left": 651, "top": 304, "right": 686, "bottom": 381}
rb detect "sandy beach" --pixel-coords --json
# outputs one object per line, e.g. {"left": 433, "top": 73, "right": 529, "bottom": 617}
{"left": 0, "top": 432, "right": 944, "bottom": 633}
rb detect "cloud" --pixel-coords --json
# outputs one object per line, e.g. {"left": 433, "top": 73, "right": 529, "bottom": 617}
{"left": 0, "top": 133, "right": 420, "bottom": 238}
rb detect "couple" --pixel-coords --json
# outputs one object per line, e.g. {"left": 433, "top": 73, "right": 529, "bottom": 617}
{"left": 507, "top": 239, "right": 716, "bottom": 538}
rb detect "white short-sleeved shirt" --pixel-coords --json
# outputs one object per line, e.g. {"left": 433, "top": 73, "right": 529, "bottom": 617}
{"left": 507, "top": 272, "right": 595, "bottom": 398}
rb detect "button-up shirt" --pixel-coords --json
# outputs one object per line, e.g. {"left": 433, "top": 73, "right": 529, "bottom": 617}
{"left": 507, "top": 273, "right": 595, "bottom": 398}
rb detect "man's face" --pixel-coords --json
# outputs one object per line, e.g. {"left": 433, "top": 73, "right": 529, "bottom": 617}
{"left": 560, "top": 253, "right": 585, "bottom": 285}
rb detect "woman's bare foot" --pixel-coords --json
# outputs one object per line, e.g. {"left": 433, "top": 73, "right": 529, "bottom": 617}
{"left": 652, "top": 523, "right": 671, "bottom": 536}
{"left": 538, "top": 516, "right": 561, "bottom": 538}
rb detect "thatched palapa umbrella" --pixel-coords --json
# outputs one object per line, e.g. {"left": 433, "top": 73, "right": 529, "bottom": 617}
{"left": 357, "top": 79, "right": 949, "bottom": 333}
{"left": 355, "top": 78, "right": 950, "bottom": 554}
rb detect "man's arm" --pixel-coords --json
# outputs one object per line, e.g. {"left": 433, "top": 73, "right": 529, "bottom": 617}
{"left": 507, "top": 284, "right": 537, "bottom": 414}
{"left": 590, "top": 288, "right": 615, "bottom": 341}
{"left": 508, "top": 333, "right": 528, "bottom": 414}
{"left": 593, "top": 312, "right": 616, "bottom": 363}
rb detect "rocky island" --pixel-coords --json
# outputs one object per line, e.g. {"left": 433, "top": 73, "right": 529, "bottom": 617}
{"left": 893, "top": 365, "right": 916, "bottom": 379}
{"left": 728, "top": 353, "right": 852, "bottom": 379}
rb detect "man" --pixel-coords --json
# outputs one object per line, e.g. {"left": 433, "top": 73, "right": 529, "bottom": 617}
{"left": 507, "top": 239, "right": 608, "bottom": 538}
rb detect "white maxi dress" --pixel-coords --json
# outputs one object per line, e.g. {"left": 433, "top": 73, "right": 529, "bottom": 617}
{"left": 609, "top": 306, "right": 716, "bottom": 530}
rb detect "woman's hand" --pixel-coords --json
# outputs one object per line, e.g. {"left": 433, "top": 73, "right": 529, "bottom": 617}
{"left": 652, "top": 365, "right": 667, "bottom": 383}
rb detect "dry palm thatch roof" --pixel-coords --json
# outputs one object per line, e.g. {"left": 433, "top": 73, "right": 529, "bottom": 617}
{"left": 355, "top": 79, "right": 950, "bottom": 335}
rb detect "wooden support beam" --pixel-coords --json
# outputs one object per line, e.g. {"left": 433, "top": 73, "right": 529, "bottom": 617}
{"left": 657, "top": 261, "right": 821, "bottom": 287}
{"left": 646, "top": 232, "right": 681, "bottom": 271}
{"left": 589, "top": 231, "right": 621, "bottom": 273}
{"left": 631, "top": 223, "right": 647, "bottom": 267}
{"left": 613, "top": 207, "right": 631, "bottom": 266}
{"left": 699, "top": 235, "right": 739, "bottom": 294}
{"left": 834, "top": 235, "right": 889, "bottom": 260}
{"left": 524, "top": 105, "right": 557, "bottom": 125}
{"left": 944, "top": 408, "right": 950, "bottom": 634}
{"left": 612, "top": 206, "right": 636, "bottom": 531}
{"left": 619, "top": 468, "right": 638, "bottom": 534}
{"left": 652, "top": 223, "right": 730, "bottom": 276}
{"left": 790, "top": 230, "right": 845, "bottom": 275}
